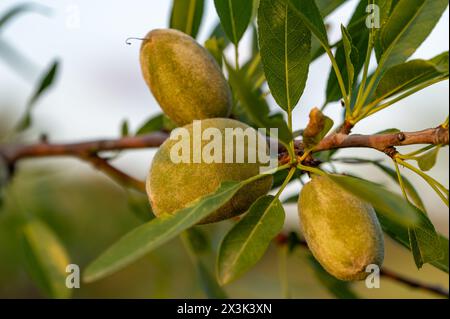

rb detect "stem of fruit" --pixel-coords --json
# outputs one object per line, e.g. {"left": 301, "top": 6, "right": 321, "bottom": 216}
{"left": 297, "top": 164, "right": 325, "bottom": 177}
{"left": 326, "top": 48, "right": 350, "bottom": 115}
{"left": 394, "top": 158, "right": 410, "bottom": 203}
{"left": 275, "top": 167, "right": 297, "bottom": 199}
{"left": 398, "top": 159, "right": 449, "bottom": 207}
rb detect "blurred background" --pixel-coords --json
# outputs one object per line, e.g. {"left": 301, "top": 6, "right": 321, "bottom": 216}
{"left": 0, "top": 0, "right": 448, "bottom": 298}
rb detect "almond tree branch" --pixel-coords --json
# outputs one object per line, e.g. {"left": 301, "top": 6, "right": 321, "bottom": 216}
{"left": 313, "top": 126, "right": 449, "bottom": 156}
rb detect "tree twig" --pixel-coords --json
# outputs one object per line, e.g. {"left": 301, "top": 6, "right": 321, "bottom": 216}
{"left": 314, "top": 126, "right": 449, "bottom": 156}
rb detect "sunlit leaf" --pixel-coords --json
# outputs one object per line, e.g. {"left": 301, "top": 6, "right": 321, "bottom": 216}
{"left": 22, "top": 219, "right": 72, "bottom": 298}
{"left": 214, "top": 0, "right": 253, "bottom": 45}
{"left": 16, "top": 60, "right": 60, "bottom": 131}
{"left": 170, "top": 0, "right": 205, "bottom": 38}
{"left": 84, "top": 181, "right": 247, "bottom": 283}
{"left": 373, "top": 162, "right": 426, "bottom": 211}
{"left": 377, "top": 0, "right": 449, "bottom": 71}
{"left": 258, "top": 0, "right": 311, "bottom": 111}
{"left": 416, "top": 146, "right": 441, "bottom": 172}
{"left": 204, "top": 37, "right": 226, "bottom": 67}
{"left": 328, "top": 174, "right": 419, "bottom": 227}
{"left": 217, "top": 195, "right": 285, "bottom": 285}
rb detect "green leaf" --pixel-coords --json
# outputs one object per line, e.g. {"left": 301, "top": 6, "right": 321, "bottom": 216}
{"left": 16, "top": 60, "right": 60, "bottom": 132}
{"left": 120, "top": 119, "right": 129, "bottom": 137}
{"left": 341, "top": 25, "right": 355, "bottom": 96}
{"left": 170, "top": 0, "right": 205, "bottom": 38}
{"left": 214, "top": 0, "right": 253, "bottom": 45}
{"left": 308, "top": 255, "right": 359, "bottom": 299}
{"left": 0, "top": 3, "right": 49, "bottom": 31}
{"left": 136, "top": 113, "right": 177, "bottom": 135}
{"left": 127, "top": 190, "right": 155, "bottom": 222}
{"left": 303, "top": 107, "right": 334, "bottom": 150}
{"left": 316, "top": 0, "right": 348, "bottom": 17}
{"left": 204, "top": 37, "right": 226, "bottom": 67}
{"left": 375, "top": 128, "right": 401, "bottom": 134}
{"left": 326, "top": 0, "right": 367, "bottom": 103}
{"left": 285, "top": 0, "right": 329, "bottom": 48}
{"left": 377, "top": 0, "right": 449, "bottom": 71}
{"left": 136, "top": 114, "right": 165, "bottom": 135}
{"left": 377, "top": 211, "right": 446, "bottom": 270}
{"left": 416, "top": 146, "right": 441, "bottom": 172}
{"left": 328, "top": 174, "right": 419, "bottom": 227}
{"left": 225, "top": 62, "right": 292, "bottom": 145}
{"left": 217, "top": 195, "right": 285, "bottom": 285}
{"left": 373, "top": 162, "right": 426, "bottom": 211}
{"left": 373, "top": 52, "right": 449, "bottom": 102}
{"left": 181, "top": 230, "right": 228, "bottom": 298}
{"left": 84, "top": 181, "right": 246, "bottom": 283}
{"left": 258, "top": 0, "right": 311, "bottom": 112}
{"left": 22, "top": 219, "right": 72, "bottom": 298}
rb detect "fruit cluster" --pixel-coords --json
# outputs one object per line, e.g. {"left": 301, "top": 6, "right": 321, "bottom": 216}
{"left": 141, "top": 29, "right": 384, "bottom": 281}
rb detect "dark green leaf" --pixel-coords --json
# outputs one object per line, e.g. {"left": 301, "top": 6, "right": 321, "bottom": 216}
{"left": 326, "top": 0, "right": 366, "bottom": 103}
{"left": 416, "top": 146, "right": 441, "bottom": 172}
{"left": 282, "top": 194, "right": 299, "bottom": 204}
{"left": 84, "top": 181, "right": 245, "bottom": 283}
{"left": 303, "top": 107, "right": 334, "bottom": 150}
{"left": 208, "top": 22, "right": 231, "bottom": 48}
{"left": 377, "top": 0, "right": 449, "bottom": 71}
{"left": 170, "top": 0, "right": 205, "bottom": 38}
{"left": 16, "top": 60, "right": 60, "bottom": 131}
{"left": 285, "top": 0, "right": 329, "bottom": 48}
{"left": 184, "top": 228, "right": 210, "bottom": 255}
{"left": 217, "top": 195, "right": 285, "bottom": 285}
{"left": 373, "top": 162, "right": 426, "bottom": 211}
{"left": 120, "top": 120, "right": 129, "bottom": 137}
{"left": 22, "top": 219, "right": 72, "bottom": 298}
{"left": 341, "top": 25, "right": 355, "bottom": 95}
{"left": 136, "top": 114, "right": 165, "bottom": 135}
{"left": 328, "top": 174, "right": 419, "bottom": 227}
{"left": 377, "top": 211, "right": 446, "bottom": 271}
{"left": 373, "top": 52, "right": 449, "bottom": 102}
{"left": 225, "top": 62, "right": 292, "bottom": 145}
{"left": 258, "top": 0, "right": 311, "bottom": 111}
{"left": 308, "top": 255, "right": 359, "bottom": 299}
{"left": 214, "top": 0, "right": 253, "bottom": 45}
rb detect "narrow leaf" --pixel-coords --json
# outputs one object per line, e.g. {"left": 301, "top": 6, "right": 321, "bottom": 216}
{"left": 16, "top": 60, "right": 60, "bottom": 131}
{"left": 22, "top": 219, "right": 72, "bottom": 298}
{"left": 217, "top": 195, "right": 285, "bottom": 285}
{"left": 326, "top": 0, "right": 366, "bottom": 103}
{"left": 258, "top": 0, "right": 312, "bottom": 111}
{"left": 373, "top": 52, "right": 449, "bottom": 102}
{"left": 329, "top": 174, "right": 419, "bottom": 227}
{"left": 377, "top": 211, "right": 446, "bottom": 271}
{"left": 378, "top": 0, "right": 449, "bottom": 71}
{"left": 341, "top": 25, "right": 355, "bottom": 95}
{"left": 416, "top": 146, "right": 441, "bottom": 172}
{"left": 204, "top": 37, "right": 226, "bottom": 67}
{"left": 170, "top": 0, "right": 205, "bottom": 38}
{"left": 136, "top": 114, "right": 164, "bottom": 135}
{"left": 308, "top": 255, "right": 359, "bottom": 299}
{"left": 285, "top": 0, "right": 329, "bottom": 48}
{"left": 316, "top": 0, "right": 348, "bottom": 17}
{"left": 373, "top": 162, "right": 426, "bottom": 211}
{"left": 225, "top": 62, "right": 292, "bottom": 145}
{"left": 214, "top": 0, "right": 253, "bottom": 45}
{"left": 84, "top": 181, "right": 245, "bottom": 283}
